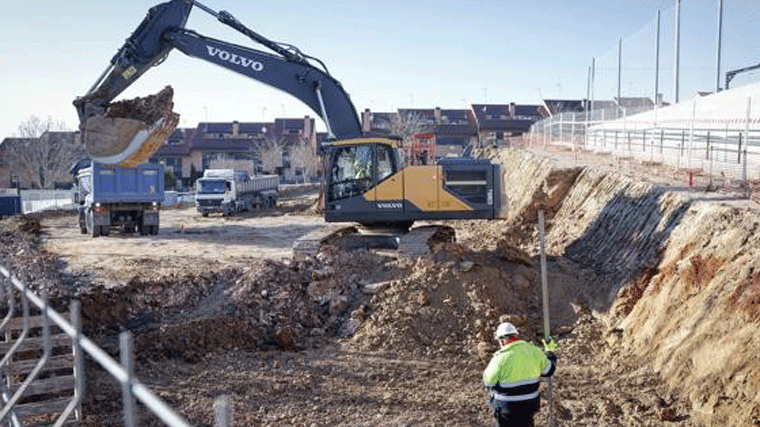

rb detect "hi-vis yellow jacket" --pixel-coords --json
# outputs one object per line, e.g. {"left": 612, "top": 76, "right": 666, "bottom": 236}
{"left": 483, "top": 340, "right": 555, "bottom": 402}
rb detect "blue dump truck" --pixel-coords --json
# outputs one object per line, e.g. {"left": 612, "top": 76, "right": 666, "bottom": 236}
{"left": 73, "top": 161, "right": 164, "bottom": 237}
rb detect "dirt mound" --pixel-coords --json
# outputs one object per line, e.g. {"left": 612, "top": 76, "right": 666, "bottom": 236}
{"left": 105, "top": 86, "right": 175, "bottom": 124}
{"left": 0, "top": 215, "right": 71, "bottom": 300}
{"left": 345, "top": 243, "right": 541, "bottom": 360}
{"left": 77, "top": 248, "right": 403, "bottom": 362}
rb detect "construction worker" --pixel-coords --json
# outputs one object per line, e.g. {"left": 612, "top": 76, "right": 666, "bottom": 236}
{"left": 483, "top": 322, "right": 557, "bottom": 427}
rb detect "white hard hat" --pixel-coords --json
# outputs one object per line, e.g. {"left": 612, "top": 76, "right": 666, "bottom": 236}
{"left": 495, "top": 322, "right": 518, "bottom": 339}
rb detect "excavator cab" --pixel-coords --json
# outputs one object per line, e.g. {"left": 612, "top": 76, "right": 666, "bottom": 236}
{"left": 324, "top": 138, "right": 404, "bottom": 226}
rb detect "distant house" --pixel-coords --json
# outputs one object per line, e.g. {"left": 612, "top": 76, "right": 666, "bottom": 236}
{"left": 396, "top": 107, "right": 479, "bottom": 156}
{"left": 360, "top": 109, "right": 398, "bottom": 134}
{"left": 472, "top": 103, "right": 543, "bottom": 145}
{"left": 151, "top": 116, "right": 318, "bottom": 186}
{"left": 614, "top": 97, "right": 655, "bottom": 113}
{"left": 540, "top": 99, "right": 587, "bottom": 118}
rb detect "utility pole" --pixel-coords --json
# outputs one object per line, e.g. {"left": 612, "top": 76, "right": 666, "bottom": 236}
{"left": 591, "top": 58, "right": 595, "bottom": 115}
{"left": 655, "top": 10, "right": 661, "bottom": 124}
{"left": 674, "top": 0, "right": 682, "bottom": 103}
{"left": 655, "top": 10, "right": 661, "bottom": 106}
{"left": 617, "top": 38, "right": 623, "bottom": 118}
{"left": 716, "top": 0, "right": 724, "bottom": 92}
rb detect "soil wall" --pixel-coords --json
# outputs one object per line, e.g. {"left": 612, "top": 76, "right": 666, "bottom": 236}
{"left": 495, "top": 149, "right": 760, "bottom": 426}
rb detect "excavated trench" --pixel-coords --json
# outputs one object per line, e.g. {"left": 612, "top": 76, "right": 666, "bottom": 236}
{"left": 3, "top": 147, "right": 759, "bottom": 425}
{"left": 485, "top": 148, "right": 760, "bottom": 426}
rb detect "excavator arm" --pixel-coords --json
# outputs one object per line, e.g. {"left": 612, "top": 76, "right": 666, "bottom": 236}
{"left": 74, "top": 0, "right": 362, "bottom": 165}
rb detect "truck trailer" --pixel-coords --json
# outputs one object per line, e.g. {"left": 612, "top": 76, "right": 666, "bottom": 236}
{"left": 195, "top": 169, "right": 279, "bottom": 216}
{"left": 73, "top": 161, "right": 165, "bottom": 237}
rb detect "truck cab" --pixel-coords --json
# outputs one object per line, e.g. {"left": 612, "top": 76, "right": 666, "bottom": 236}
{"left": 195, "top": 169, "right": 239, "bottom": 216}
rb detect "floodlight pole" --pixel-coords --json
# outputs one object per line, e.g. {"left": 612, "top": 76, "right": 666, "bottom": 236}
{"left": 674, "top": 0, "right": 681, "bottom": 103}
{"left": 716, "top": 0, "right": 724, "bottom": 92}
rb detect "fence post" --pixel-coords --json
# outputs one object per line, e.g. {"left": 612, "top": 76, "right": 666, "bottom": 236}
{"left": 571, "top": 113, "right": 576, "bottom": 151}
{"left": 121, "top": 332, "right": 137, "bottom": 427}
{"left": 643, "top": 129, "right": 647, "bottom": 153}
{"left": 72, "top": 300, "right": 84, "bottom": 422}
{"left": 709, "top": 145, "right": 714, "bottom": 190}
{"left": 706, "top": 131, "right": 711, "bottom": 160}
{"left": 738, "top": 132, "right": 743, "bottom": 164}
{"left": 743, "top": 97, "right": 751, "bottom": 192}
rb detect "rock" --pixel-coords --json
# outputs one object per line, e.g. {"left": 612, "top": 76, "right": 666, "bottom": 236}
{"left": 658, "top": 406, "right": 677, "bottom": 421}
{"left": 459, "top": 261, "right": 475, "bottom": 272}
{"left": 363, "top": 280, "right": 391, "bottom": 294}
{"left": 329, "top": 295, "right": 349, "bottom": 316}
{"left": 499, "top": 314, "right": 526, "bottom": 327}
{"left": 274, "top": 326, "right": 297, "bottom": 350}
{"left": 416, "top": 291, "right": 430, "bottom": 306}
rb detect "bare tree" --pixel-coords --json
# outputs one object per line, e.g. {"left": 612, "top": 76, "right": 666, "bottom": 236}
{"left": 289, "top": 136, "right": 320, "bottom": 183}
{"left": 389, "top": 112, "right": 430, "bottom": 166}
{"left": 258, "top": 138, "right": 283, "bottom": 175}
{"left": 386, "top": 112, "right": 428, "bottom": 145}
{"left": 3, "top": 116, "right": 83, "bottom": 188}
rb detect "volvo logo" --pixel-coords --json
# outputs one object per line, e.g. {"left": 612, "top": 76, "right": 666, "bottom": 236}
{"left": 377, "top": 202, "right": 403, "bottom": 209}
{"left": 206, "top": 46, "right": 264, "bottom": 71}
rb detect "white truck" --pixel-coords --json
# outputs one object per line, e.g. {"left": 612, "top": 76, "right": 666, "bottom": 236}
{"left": 195, "top": 169, "right": 279, "bottom": 216}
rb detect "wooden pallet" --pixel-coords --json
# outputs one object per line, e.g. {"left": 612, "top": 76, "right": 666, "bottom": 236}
{"left": 1, "top": 313, "right": 80, "bottom": 426}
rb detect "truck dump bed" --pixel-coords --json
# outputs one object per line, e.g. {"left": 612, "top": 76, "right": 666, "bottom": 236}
{"left": 80, "top": 163, "right": 164, "bottom": 204}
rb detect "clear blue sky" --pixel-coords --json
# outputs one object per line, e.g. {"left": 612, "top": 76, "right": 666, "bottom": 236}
{"left": 1, "top": 0, "right": 757, "bottom": 137}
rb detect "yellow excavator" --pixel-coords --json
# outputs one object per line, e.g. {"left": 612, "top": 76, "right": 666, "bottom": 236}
{"left": 73, "top": 0, "right": 509, "bottom": 256}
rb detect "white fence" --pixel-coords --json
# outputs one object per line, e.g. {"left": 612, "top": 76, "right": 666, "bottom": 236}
{"left": 530, "top": 84, "right": 760, "bottom": 185}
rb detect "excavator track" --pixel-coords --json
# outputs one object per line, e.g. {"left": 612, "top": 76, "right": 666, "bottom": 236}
{"left": 397, "top": 225, "right": 456, "bottom": 258}
{"left": 293, "top": 224, "right": 455, "bottom": 260}
{"left": 292, "top": 225, "right": 358, "bottom": 260}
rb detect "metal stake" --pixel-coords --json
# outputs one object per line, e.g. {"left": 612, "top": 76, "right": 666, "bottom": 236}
{"left": 538, "top": 210, "right": 554, "bottom": 427}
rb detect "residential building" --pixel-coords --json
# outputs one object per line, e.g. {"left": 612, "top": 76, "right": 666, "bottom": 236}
{"left": 472, "top": 103, "right": 543, "bottom": 145}
{"left": 151, "top": 116, "right": 318, "bottom": 186}
{"left": 395, "top": 107, "right": 479, "bottom": 156}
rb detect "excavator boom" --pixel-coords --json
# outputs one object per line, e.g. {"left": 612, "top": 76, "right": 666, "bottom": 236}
{"left": 74, "top": 0, "right": 362, "bottom": 166}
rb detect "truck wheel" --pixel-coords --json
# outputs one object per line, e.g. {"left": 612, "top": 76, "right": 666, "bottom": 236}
{"left": 100, "top": 226, "right": 110, "bottom": 236}
{"left": 270, "top": 197, "right": 277, "bottom": 207}
{"left": 86, "top": 211, "right": 100, "bottom": 238}
{"left": 201, "top": 212, "right": 209, "bottom": 218}
{"left": 150, "top": 224, "right": 159, "bottom": 235}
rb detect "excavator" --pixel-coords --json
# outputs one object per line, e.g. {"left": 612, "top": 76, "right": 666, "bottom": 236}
{"left": 73, "top": 0, "right": 509, "bottom": 256}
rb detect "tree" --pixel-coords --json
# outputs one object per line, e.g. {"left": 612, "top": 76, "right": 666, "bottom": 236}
{"left": 386, "top": 112, "right": 428, "bottom": 145}
{"left": 289, "top": 136, "right": 320, "bottom": 183}
{"left": 2, "top": 116, "right": 83, "bottom": 188}
{"left": 258, "top": 138, "right": 283, "bottom": 175}
{"left": 379, "top": 112, "right": 429, "bottom": 166}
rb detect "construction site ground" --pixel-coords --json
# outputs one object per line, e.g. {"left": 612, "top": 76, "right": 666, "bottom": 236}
{"left": 2, "top": 145, "right": 759, "bottom": 426}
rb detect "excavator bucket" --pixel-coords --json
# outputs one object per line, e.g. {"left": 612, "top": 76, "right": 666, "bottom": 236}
{"left": 81, "top": 86, "right": 179, "bottom": 167}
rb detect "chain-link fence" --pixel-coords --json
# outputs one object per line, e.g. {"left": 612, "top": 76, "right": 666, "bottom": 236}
{"left": 528, "top": 1, "right": 760, "bottom": 195}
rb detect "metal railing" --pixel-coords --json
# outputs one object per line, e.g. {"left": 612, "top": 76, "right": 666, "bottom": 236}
{"left": 530, "top": 108, "right": 760, "bottom": 189}
{"left": 0, "top": 264, "right": 232, "bottom": 426}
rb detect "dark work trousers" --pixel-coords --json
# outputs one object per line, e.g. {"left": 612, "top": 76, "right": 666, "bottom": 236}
{"left": 489, "top": 394, "right": 538, "bottom": 427}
